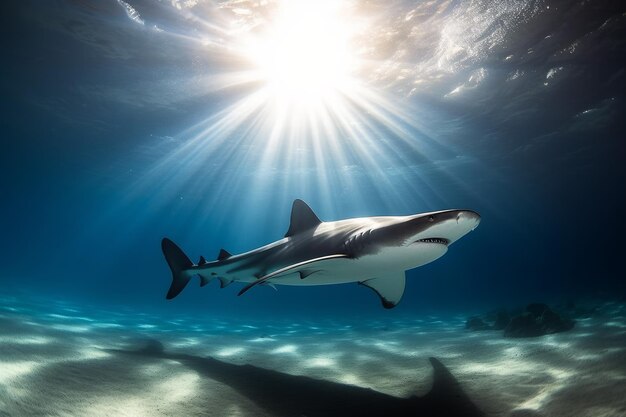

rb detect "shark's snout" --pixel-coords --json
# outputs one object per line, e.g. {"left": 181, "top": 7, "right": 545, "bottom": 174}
{"left": 447, "top": 210, "right": 481, "bottom": 243}
{"left": 412, "top": 209, "right": 480, "bottom": 246}
{"left": 457, "top": 210, "right": 481, "bottom": 229}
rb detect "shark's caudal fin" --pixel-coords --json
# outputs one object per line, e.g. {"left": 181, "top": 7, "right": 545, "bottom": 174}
{"left": 162, "top": 238, "right": 194, "bottom": 300}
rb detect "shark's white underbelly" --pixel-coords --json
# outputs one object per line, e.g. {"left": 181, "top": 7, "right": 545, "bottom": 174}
{"left": 233, "top": 243, "right": 448, "bottom": 286}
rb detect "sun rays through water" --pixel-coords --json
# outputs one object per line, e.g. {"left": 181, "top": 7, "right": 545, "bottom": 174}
{"left": 101, "top": 0, "right": 488, "bottom": 247}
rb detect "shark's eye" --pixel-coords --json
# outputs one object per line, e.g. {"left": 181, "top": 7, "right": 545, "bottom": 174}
{"left": 428, "top": 215, "right": 434, "bottom": 222}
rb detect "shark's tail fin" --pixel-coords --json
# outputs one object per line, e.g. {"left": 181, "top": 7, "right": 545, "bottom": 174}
{"left": 162, "top": 238, "right": 193, "bottom": 300}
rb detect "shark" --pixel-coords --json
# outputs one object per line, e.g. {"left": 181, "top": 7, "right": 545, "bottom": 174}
{"left": 162, "top": 199, "right": 480, "bottom": 308}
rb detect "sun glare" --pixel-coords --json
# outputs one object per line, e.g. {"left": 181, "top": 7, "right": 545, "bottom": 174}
{"left": 246, "top": 1, "right": 357, "bottom": 107}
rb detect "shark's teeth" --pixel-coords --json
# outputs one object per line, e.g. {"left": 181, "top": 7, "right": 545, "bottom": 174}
{"left": 416, "top": 238, "right": 449, "bottom": 245}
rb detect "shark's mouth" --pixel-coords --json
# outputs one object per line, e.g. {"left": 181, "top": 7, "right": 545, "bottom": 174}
{"left": 415, "top": 238, "right": 449, "bottom": 246}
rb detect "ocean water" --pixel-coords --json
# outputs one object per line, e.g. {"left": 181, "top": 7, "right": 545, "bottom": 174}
{"left": 1, "top": 1, "right": 625, "bottom": 416}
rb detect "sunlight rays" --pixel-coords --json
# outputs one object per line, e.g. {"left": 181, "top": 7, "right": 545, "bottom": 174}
{"left": 95, "top": 0, "right": 490, "bottom": 246}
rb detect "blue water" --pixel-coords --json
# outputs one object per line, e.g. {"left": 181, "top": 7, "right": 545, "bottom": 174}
{"left": 1, "top": 1, "right": 625, "bottom": 415}
{"left": 3, "top": 0, "right": 623, "bottom": 313}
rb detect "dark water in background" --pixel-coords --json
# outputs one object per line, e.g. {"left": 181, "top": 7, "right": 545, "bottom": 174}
{"left": 1, "top": 0, "right": 625, "bottom": 319}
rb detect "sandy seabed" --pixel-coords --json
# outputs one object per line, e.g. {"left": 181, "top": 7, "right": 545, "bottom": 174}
{"left": 0, "top": 295, "right": 624, "bottom": 417}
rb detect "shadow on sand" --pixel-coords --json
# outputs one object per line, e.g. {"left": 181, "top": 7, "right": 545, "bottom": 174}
{"left": 112, "top": 340, "right": 484, "bottom": 417}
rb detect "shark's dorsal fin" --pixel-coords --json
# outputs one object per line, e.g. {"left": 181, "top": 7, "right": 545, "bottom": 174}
{"left": 359, "top": 273, "right": 406, "bottom": 309}
{"left": 217, "top": 249, "right": 232, "bottom": 261}
{"left": 198, "top": 256, "right": 208, "bottom": 265}
{"left": 285, "top": 199, "right": 322, "bottom": 237}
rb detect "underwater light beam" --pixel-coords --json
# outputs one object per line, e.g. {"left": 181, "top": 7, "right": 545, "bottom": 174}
{"left": 110, "top": 0, "right": 478, "bottom": 231}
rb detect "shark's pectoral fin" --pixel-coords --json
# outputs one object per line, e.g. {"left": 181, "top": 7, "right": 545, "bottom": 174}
{"left": 238, "top": 254, "right": 351, "bottom": 296}
{"left": 199, "top": 276, "right": 211, "bottom": 287}
{"left": 359, "top": 273, "right": 406, "bottom": 309}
